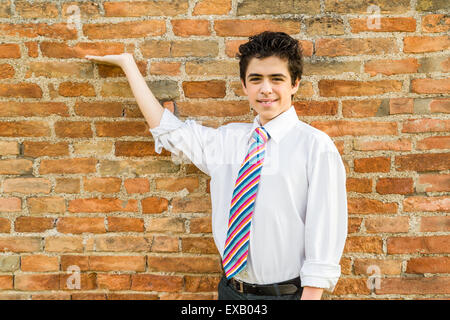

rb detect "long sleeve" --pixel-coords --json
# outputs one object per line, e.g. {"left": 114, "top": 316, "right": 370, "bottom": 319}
{"left": 300, "top": 146, "right": 348, "bottom": 292}
{"left": 148, "top": 108, "right": 225, "bottom": 176}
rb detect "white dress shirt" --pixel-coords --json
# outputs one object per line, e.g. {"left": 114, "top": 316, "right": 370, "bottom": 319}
{"left": 149, "top": 105, "right": 348, "bottom": 292}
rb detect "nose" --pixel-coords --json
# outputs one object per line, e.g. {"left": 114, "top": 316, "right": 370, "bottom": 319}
{"left": 260, "top": 79, "right": 273, "bottom": 95}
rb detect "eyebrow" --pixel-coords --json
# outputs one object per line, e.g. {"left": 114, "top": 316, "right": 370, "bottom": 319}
{"left": 247, "top": 73, "right": 287, "bottom": 78}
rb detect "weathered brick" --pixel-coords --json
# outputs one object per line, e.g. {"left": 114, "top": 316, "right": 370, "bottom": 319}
{"left": 350, "top": 17, "right": 416, "bottom": 33}
{"left": 56, "top": 217, "right": 106, "bottom": 234}
{"left": 404, "top": 36, "right": 450, "bottom": 53}
{"left": 107, "top": 216, "right": 144, "bottom": 232}
{"left": 21, "top": 255, "right": 59, "bottom": 272}
{"left": 83, "top": 20, "right": 165, "bottom": 39}
{"left": 103, "top": 0, "right": 188, "bottom": 17}
{"left": 193, "top": 0, "right": 231, "bottom": 15}
{"left": 3, "top": 178, "right": 51, "bottom": 194}
{"left": 316, "top": 38, "right": 398, "bottom": 57}
{"left": 364, "top": 58, "right": 419, "bottom": 77}
{"left": 376, "top": 178, "right": 414, "bottom": 195}
{"left": 14, "top": 216, "right": 54, "bottom": 233}
{"left": 348, "top": 198, "right": 397, "bottom": 214}
{"left": 354, "top": 157, "right": 391, "bottom": 173}
{"left": 387, "top": 235, "right": 450, "bottom": 254}
{"left": 40, "top": 158, "right": 97, "bottom": 174}
{"left": 89, "top": 255, "right": 145, "bottom": 272}
{"left": 68, "top": 198, "right": 138, "bottom": 213}
{"left": 15, "top": 274, "right": 60, "bottom": 291}
{"left": 214, "top": 19, "right": 300, "bottom": 37}
{"left": 395, "top": 153, "right": 450, "bottom": 171}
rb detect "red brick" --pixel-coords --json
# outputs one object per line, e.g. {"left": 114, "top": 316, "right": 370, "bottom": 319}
{"left": 55, "top": 121, "right": 93, "bottom": 138}
{"left": 97, "top": 274, "right": 131, "bottom": 291}
{"left": 353, "top": 138, "right": 412, "bottom": 151}
{"left": 0, "top": 101, "right": 68, "bottom": 117}
{"left": 56, "top": 217, "right": 106, "bottom": 234}
{"left": 346, "top": 178, "right": 372, "bottom": 193}
{"left": 348, "top": 198, "right": 397, "bottom": 214}
{"left": 416, "top": 136, "right": 450, "bottom": 150}
{"left": 319, "top": 79, "right": 402, "bottom": 97}
{"left": 89, "top": 255, "right": 145, "bottom": 272}
{"left": 395, "top": 153, "right": 450, "bottom": 171}
{"left": 389, "top": 98, "right": 414, "bottom": 114}
{"left": 172, "top": 19, "right": 210, "bottom": 36}
{"left": 311, "top": 120, "right": 397, "bottom": 137}
{"left": 28, "top": 197, "right": 65, "bottom": 214}
{"left": 403, "top": 36, "right": 450, "bottom": 53}
{"left": 193, "top": 0, "right": 231, "bottom": 15}
{"left": 411, "top": 78, "right": 450, "bottom": 94}
{"left": 183, "top": 80, "right": 226, "bottom": 98}
{"left": 350, "top": 17, "right": 416, "bottom": 33}
{"left": 83, "top": 20, "right": 165, "bottom": 39}
{"left": 124, "top": 178, "right": 150, "bottom": 194}
{"left": 364, "top": 216, "right": 409, "bottom": 233}
{"left": 68, "top": 198, "right": 138, "bottom": 213}
{"left": 214, "top": 19, "right": 300, "bottom": 36}
{"left": 422, "top": 14, "right": 450, "bottom": 33}
{"left": 0, "top": 121, "right": 49, "bottom": 137}
{"left": 14, "top": 217, "right": 54, "bottom": 233}
{"left": 354, "top": 157, "right": 391, "bottom": 173}
{"left": 375, "top": 277, "right": 450, "bottom": 295}
{"left": 0, "top": 237, "right": 41, "bottom": 253}
{"left": 0, "top": 159, "right": 33, "bottom": 175}
{"left": 21, "top": 255, "right": 59, "bottom": 272}
{"left": 387, "top": 235, "right": 450, "bottom": 254}
{"left": 15, "top": 274, "right": 60, "bottom": 291}
{"left": 39, "top": 158, "right": 97, "bottom": 174}
{"left": 142, "top": 197, "right": 169, "bottom": 214}
{"left": 131, "top": 274, "right": 183, "bottom": 292}
{"left": 406, "top": 257, "right": 450, "bottom": 274}
{"left": 3, "top": 178, "right": 51, "bottom": 194}
{"left": 344, "top": 236, "right": 383, "bottom": 253}
{"left": 103, "top": 1, "right": 188, "bottom": 17}
{"left": 376, "top": 178, "right": 414, "bottom": 195}
{"left": 403, "top": 196, "right": 449, "bottom": 212}
{"left": 107, "top": 217, "right": 144, "bottom": 232}
{"left": 417, "top": 174, "right": 450, "bottom": 192}
{"left": 23, "top": 141, "right": 69, "bottom": 157}
{"left": 83, "top": 177, "right": 121, "bottom": 193}
{"left": 0, "top": 197, "right": 22, "bottom": 212}
{"left": 316, "top": 38, "right": 398, "bottom": 57}
{"left": 420, "top": 216, "right": 450, "bottom": 232}
{"left": 0, "top": 43, "right": 21, "bottom": 58}
{"left": 147, "top": 256, "right": 221, "bottom": 273}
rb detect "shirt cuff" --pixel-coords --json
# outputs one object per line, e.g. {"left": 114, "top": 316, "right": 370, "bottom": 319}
{"left": 149, "top": 108, "right": 184, "bottom": 154}
{"left": 300, "top": 260, "right": 341, "bottom": 292}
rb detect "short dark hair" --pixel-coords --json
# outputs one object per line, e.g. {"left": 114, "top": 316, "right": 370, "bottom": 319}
{"left": 236, "top": 31, "right": 303, "bottom": 88}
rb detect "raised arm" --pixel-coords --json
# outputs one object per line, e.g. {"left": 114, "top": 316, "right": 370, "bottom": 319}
{"left": 85, "top": 53, "right": 164, "bottom": 129}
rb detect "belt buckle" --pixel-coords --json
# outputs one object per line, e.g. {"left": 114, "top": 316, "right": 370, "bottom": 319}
{"left": 239, "top": 281, "right": 243, "bottom": 293}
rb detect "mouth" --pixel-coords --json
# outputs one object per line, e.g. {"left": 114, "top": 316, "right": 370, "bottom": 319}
{"left": 256, "top": 99, "right": 278, "bottom": 107}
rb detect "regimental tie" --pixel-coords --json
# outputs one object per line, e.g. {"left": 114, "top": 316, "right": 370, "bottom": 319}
{"left": 222, "top": 126, "right": 270, "bottom": 279}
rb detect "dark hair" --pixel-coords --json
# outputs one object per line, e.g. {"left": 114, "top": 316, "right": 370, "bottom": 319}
{"left": 237, "top": 31, "right": 303, "bottom": 89}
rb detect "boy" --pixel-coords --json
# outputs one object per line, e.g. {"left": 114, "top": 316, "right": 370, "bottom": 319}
{"left": 85, "top": 31, "right": 348, "bottom": 300}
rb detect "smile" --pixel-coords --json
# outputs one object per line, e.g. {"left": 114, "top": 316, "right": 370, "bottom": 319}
{"left": 257, "top": 99, "right": 278, "bottom": 106}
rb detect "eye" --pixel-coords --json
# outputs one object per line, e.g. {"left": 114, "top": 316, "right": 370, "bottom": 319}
{"left": 272, "top": 78, "right": 283, "bottom": 81}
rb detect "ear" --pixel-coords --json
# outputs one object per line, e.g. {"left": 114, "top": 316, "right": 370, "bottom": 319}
{"left": 291, "top": 77, "right": 300, "bottom": 95}
{"left": 241, "top": 79, "right": 248, "bottom": 96}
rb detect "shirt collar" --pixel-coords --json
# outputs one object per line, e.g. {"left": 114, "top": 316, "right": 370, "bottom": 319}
{"left": 246, "top": 105, "right": 298, "bottom": 144}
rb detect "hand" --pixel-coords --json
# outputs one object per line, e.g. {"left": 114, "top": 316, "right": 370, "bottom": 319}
{"left": 84, "top": 53, "right": 134, "bottom": 69}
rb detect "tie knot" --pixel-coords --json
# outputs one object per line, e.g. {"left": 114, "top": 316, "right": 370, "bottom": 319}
{"left": 252, "top": 126, "right": 270, "bottom": 144}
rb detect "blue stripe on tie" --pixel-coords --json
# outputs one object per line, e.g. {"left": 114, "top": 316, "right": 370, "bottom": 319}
{"left": 223, "top": 223, "right": 251, "bottom": 257}
{"left": 230, "top": 183, "right": 259, "bottom": 214}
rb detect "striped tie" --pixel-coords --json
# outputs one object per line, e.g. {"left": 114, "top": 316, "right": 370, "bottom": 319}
{"left": 222, "top": 126, "right": 270, "bottom": 279}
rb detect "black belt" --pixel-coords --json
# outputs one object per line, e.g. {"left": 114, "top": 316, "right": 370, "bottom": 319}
{"left": 228, "top": 277, "right": 301, "bottom": 296}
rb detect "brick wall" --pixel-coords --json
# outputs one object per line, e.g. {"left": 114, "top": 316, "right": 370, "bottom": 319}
{"left": 0, "top": 0, "right": 448, "bottom": 300}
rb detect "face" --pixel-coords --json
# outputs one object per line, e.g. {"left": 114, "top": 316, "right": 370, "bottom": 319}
{"left": 241, "top": 55, "right": 300, "bottom": 126}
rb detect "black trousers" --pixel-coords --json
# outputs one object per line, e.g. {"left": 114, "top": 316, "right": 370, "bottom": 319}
{"left": 217, "top": 275, "right": 303, "bottom": 300}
